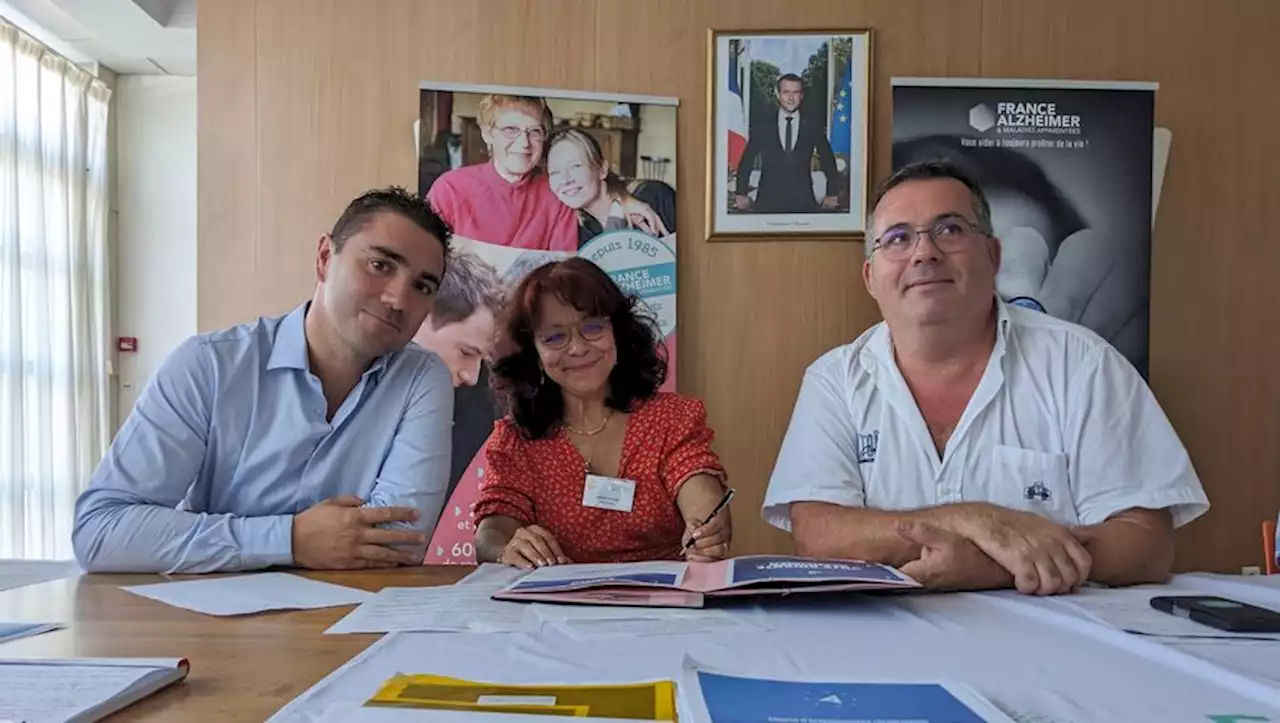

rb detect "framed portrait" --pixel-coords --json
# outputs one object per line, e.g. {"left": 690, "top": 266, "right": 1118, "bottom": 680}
{"left": 707, "top": 29, "right": 872, "bottom": 241}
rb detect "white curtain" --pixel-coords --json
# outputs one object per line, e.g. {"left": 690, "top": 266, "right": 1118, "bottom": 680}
{"left": 0, "top": 20, "right": 112, "bottom": 559}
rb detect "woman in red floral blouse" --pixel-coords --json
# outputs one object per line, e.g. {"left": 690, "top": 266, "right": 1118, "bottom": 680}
{"left": 474, "top": 257, "right": 731, "bottom": 568}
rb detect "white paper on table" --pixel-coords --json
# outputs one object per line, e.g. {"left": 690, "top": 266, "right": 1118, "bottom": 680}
{"left": 0, "top": 658, "right": 185, "bottom": 722}
{"left": 1060, "top": 587, "right": 1280, "bottom": 642}
{"left": 0, "top": 621, "right": 64, "bottom": 644}
{"left": 325, "top": 586, "right": 537, "bottom": 634}
{"left": 0, "top": 559, "right": 81, "bottom": 592}
{"left": 555, "top": 614, "right": 770, "bottom": 642}
{"left": 455, "top": 563, "right": 529, "bottom": 590}
{"left": 121, "top": 572, "right": 372, "bottom": 616}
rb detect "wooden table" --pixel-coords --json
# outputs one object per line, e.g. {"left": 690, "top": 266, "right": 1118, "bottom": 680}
{"left": 0, "top": 566, "right": 473, "bottom": 721}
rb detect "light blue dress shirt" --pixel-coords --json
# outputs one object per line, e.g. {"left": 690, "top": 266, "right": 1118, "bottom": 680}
{"left": 73, "top": 302, "right": 454, "bottom": 573}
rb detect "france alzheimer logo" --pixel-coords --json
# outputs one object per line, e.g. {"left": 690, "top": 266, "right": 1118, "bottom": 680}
{"left": 580, "top": 230, "right": 677, "bottom": 338}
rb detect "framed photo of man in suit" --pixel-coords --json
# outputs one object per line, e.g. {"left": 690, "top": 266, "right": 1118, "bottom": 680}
{"left": 707, "top": 29, "right": 872, "bottom": 241}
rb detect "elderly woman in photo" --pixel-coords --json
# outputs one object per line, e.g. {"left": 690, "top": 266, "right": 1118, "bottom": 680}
{"left": 473, "top": 258, "right": 730, "bottom": 568}
{"left": 546, "top": 127, "right": 676, "bottom": 248}
{"left": 426, "top": 94, "right": 578, "bottom": 251}
{"left": 427, "top": 94, "right": 666, "bottom": 252}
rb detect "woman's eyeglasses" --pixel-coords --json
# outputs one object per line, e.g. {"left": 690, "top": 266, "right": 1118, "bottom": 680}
{"left": 494, "top": 125, "right": 547, "bottom": 143}
{"left": 869, "top": 215, "right": 988, "bottom": 261}
{"left": 534, "top": 317, "right": 611, "bottom": 350}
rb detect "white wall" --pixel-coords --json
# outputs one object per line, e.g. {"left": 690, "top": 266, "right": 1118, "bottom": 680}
{"left": 114, "top": 75, "right": 197, "bottom": 427}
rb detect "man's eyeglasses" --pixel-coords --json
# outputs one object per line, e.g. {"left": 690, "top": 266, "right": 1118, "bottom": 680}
{"left": 494, "top": 125, "right": 547, "bottom": 143}
{"left": 534, "top": 317, "right": 611, "bottom": 350}
{"left": 869, "top": 215, "right": 988, "bottom": 261}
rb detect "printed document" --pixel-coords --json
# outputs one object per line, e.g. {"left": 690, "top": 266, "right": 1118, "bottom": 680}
{"left": 122, "top": 572, "right": 371, "bottom": 616}
{"left": 326, "top": 586, "right": 535, "bottom": 634}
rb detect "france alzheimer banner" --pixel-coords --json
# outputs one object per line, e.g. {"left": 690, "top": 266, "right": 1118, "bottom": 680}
{"left": 891, "top": 78, "right": 1158, "bottom": 377}
{"left": 413, "top": 81, "right": 679, "bottom": 564}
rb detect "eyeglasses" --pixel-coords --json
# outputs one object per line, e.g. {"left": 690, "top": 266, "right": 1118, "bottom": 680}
{"left": 494, "top": 125, "right": 547, "bottom": 143}
{"left": 534, "top": 317, "right": 611, "bottom": 350}
{"left": 870, "top": 216, "right": 988, "bottom": 261}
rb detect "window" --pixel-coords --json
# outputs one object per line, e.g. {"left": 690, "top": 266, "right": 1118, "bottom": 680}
{"left": 0, "top": 20, "right": 112, "bottom": 560}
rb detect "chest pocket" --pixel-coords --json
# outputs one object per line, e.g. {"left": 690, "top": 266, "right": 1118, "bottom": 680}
{"left": 990, "top": 445, "right": 1076, "bottom": 525}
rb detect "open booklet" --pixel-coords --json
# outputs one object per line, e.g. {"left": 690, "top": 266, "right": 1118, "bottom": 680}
{"left": 492, "top": 555, "right": 920, "bottom": 608}
{"left": 0, "top": 657, "right": 189, "bottom": 722}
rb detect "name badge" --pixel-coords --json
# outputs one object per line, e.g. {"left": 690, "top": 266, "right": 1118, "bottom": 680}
{"left": 582, "top": 474, "right": 636, "bottom": 513}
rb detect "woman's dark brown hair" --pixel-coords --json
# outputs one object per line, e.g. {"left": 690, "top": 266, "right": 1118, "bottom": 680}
{"left": 490, "top": 257, "right": 667, "bottom": 439}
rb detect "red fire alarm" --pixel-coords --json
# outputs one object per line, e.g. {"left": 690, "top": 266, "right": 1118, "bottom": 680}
{"left": 118, "top": 337, "right": 138, "bottom": 352}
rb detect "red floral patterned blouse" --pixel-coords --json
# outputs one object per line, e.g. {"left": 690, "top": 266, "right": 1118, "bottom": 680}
{"left": 474, "top": 393, "right": 727, "bottom": 563}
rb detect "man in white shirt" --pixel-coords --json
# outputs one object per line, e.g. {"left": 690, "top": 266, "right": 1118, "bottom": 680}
{"left": 762, "top": 160, "right": 1209, "bottom": 595}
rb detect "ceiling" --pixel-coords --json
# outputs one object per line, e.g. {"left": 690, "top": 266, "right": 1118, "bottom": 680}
{"left": 0, "top": 0, "right": 195, "bottom": 75}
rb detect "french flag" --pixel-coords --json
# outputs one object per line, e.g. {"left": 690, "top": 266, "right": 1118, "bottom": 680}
{"left": 725, "top": 40, "right": 749, "bottom": 170}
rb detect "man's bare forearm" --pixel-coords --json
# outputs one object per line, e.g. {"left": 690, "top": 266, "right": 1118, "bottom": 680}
{"left": 1076, "top": 508, "right": 1175, "bottom": 587}
{"left": 789, "top": 501, "right": 1000, "bottom": 566}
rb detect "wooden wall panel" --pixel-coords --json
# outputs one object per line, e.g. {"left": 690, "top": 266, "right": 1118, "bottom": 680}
{"left": 196, "top": 0, "right": 257, "bottom": 330}
{"left": 198, "top": 0, "right": 1280, "bottom": 572}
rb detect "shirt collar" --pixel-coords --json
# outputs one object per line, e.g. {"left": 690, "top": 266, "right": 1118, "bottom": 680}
{"left": 993, "top": 295, "right": 1013, "bottom": 349}
{"left": 266, "top": 301, "right": 393, "bottom": 379}
{"left": 863, "top": 294, "right": 1011, "bottom": 372}
{"left": 267, "top": 302, "right": 311, "bottom": 371}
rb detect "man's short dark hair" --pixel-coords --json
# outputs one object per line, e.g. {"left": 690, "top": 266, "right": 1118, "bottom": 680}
{"left": 330, "top": 186, "right": 452, "bottom": 256}
{"left": 893, "top": 136, "right": 1087, "bottom": 245}
{"left": 867, "top": 159, "right": 994, "bottom": 247}
{"left": 430, "top": 250, "right": 505, "bottom": 328}
{"left": 776, "top": 73, "right": 804, "bottom": 91}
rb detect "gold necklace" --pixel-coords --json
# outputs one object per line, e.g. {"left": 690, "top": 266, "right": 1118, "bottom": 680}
{"left": 565, "top": 409, "right": 613, "bottom": 436}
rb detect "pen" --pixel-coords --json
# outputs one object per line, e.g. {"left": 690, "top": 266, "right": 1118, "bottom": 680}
{"left": 684, "top": 487, "right": 736, "bottom": 549}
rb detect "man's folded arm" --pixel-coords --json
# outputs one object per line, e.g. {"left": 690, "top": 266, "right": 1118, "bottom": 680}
{"left": 789, "top": 500, "right": 1005, "bottom": 567}
{"left": 363, "top": 356, "right": 454, "bottom": 562}
{"left": 1067, "top": 345, "right": 1210, "bottom": 587}
{"left": 1074, "top": 507, "right": 1175, "bottom": 587}
{"left": 790, "top": 502, "right": 920, "bottom": 565}
{"left": 72, "top": 338, "right": 294, "bottom": 574}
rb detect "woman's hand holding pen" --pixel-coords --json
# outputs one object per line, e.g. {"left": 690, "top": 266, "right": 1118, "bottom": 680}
{"left": 682, "top": 488, "right": 735, "bottom": 563}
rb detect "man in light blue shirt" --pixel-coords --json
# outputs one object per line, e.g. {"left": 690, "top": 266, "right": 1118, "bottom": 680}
{"left": 74, "top": 187, "right": 455, "bottom": 573}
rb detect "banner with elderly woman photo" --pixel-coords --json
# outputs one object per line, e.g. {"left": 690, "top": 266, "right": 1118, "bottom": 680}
{"left": 414, "top": 81, "right": 679, "bottom": 564}
{"left": 891, "top": 77, "right": 1159, "bottom": 377}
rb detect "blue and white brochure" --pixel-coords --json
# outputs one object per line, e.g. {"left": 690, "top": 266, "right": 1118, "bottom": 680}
{"left": 679, "top": 656, "right": 1015, "bottom": 723}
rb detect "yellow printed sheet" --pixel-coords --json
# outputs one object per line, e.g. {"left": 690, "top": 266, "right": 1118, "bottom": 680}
{"left": 365, "top": 673, "right": 676, "bottom": 720}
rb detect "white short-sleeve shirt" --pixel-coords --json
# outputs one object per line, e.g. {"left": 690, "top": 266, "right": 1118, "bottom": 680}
{"left": 762, "top": 300, "right": 1209, "bottom": 531}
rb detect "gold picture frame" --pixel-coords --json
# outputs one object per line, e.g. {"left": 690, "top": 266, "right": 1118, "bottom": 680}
{"left": 705, "top": 28, "right": 873, "bottom": 242}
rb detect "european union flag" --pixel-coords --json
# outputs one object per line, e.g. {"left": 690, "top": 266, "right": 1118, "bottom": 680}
{"left": 829, "top": 57, "right": 853, "bottom": 156}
